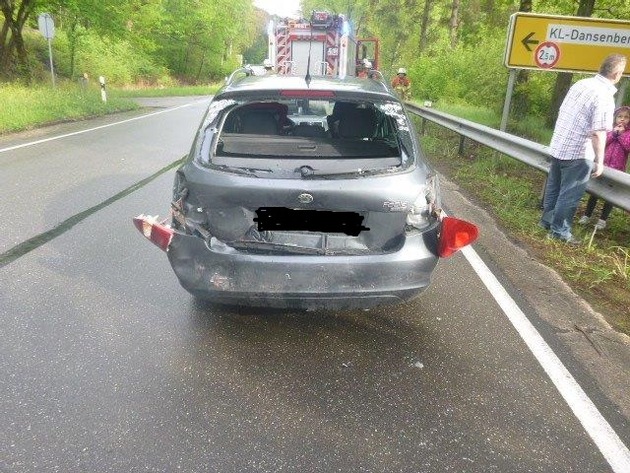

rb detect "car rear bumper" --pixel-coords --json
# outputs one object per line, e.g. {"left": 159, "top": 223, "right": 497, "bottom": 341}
{"left": 167, "top": 230, "right": 439, "bottom": 310}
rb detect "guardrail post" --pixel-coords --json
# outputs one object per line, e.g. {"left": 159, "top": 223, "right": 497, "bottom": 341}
{"left": 458, "top": 136, "right": 466, "bottom": 155}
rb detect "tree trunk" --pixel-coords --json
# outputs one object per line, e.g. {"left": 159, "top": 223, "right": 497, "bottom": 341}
{"left": 448, "top": 0, "right": 460, "bottom": 48}
{"left": 511, "top": 0, "right": 532, "bottom": 118}
{"left": 546, "top": 0, "right": 595, "bottom": 126}
{"left": 68, "top": 19, "right": 79, "bottom": 79}
{"left": 0, "top": 1, "right": 15, "bottom": 76}
{"left": 0, "top": 0, "right": 36, "bottom": 80}
{"left": 12, "top": 22, "right": 29, "bottom": 78}
{"left": 419, "top": 0, "right": 433, "bottom": 52}
{"left": 0, "top": 33, "right": 11, "bottom": 77}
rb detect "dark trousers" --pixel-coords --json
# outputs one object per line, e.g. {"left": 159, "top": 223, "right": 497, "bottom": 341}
{"left": 541, "top": 158, "right": 592, "bottom": 239}
{"left": 584, "top": 195, "right": 614, "bottom": 221}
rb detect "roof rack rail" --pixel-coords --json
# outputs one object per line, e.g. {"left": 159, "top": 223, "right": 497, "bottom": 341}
{"left": 225, "top": 66, "right": 254, "bottom": 86}
{"left": 367, "top": 70, "right": 386, "bottom": 82}
{"left": 365, "top": 70, "right": 391, "bottom": 91}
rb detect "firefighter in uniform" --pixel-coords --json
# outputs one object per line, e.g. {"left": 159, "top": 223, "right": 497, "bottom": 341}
{"left": 392, "top": 67, "right": 411, "bottom": 100}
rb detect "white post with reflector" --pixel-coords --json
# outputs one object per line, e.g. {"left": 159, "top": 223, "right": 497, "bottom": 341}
{"left": 99, "top": 76, "right": 107, "bottom": 102}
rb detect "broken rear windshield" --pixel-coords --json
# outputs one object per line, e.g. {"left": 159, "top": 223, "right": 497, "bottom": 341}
{"left": 200, "top": 98, "right": 415, "bottom": 169}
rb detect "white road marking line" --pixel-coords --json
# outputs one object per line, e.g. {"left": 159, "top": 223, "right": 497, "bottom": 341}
{"left": 0, "top": 101, "right": 208, "bottom": 154}
{"left": 461, "top": 244, "right": 630, "bottom": 473}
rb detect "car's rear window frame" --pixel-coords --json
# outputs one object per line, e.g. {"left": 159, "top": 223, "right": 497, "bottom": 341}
{"left": 195, "top": 92, "right": 419, "bottom": 174}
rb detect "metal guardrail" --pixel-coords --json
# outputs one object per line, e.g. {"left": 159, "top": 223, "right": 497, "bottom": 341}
{"left": 406, "top": 103, "right": 630, "bottom": 213}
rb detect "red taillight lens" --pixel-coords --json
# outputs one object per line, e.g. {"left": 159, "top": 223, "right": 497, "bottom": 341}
{"left": 438, "top": 216, "right": 479, "bottom": 258}
{"left": 133, "top": 215, "right": 174, "bottom": 252}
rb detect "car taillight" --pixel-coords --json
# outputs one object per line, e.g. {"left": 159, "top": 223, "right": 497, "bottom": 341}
{"left": 133, "top": 215, "right": 174, "bottom": 252}
{"left": 438, "top": 216, "right": 479, "bottom": 258}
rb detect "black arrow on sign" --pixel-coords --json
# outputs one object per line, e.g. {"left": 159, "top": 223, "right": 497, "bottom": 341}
{"left": 521, "top": 32, "right": 539, "bottom": 51}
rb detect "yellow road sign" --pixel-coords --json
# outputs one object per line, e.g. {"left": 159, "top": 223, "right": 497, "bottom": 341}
{"left": 505, "top": 13, "right": 630, "bottom": 74}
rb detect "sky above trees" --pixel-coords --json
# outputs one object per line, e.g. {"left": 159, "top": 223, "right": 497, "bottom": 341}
{"left": 253, "top": 0, "right": 301, "bottom": 18}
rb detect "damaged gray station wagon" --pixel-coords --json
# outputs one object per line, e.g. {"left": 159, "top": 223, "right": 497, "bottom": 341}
{"left": 134, "top": 68, "right": 478, "bottom": 310}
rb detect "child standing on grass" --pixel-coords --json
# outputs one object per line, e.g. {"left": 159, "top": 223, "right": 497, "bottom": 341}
{"left": 578, "top": 105, "right": 630, "bottom": 229}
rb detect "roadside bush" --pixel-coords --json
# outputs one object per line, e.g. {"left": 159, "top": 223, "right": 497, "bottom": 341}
{"left": 408, "top": 33, "right": 507, "bottom": 108}
{"left": 74, "top": 34, "right": 169, "bottom": 86}
{"left": 405, "top": 27, "right": 592, "bottom": 123}
{"left": 20, "top": 30, "right": 57, "bottom": 83}
{"left": 21, "top": 28, "right": 171, "bottom": 87}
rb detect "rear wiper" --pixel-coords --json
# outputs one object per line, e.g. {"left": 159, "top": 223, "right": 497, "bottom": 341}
{"left": 299, "top": 167, "right": 398, "bottom": 178}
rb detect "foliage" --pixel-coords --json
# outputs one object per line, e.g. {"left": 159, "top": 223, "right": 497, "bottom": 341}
{"left": 25, "top": 27, "right": 171, "bottom": 86}
{"left": 300, "top": 0, "right": 630, "bottom": 121}
{"left": 1, "top": 0, "right": 259, "bottom": 85}
{"left": 75, "top": 35, "right": 169, "bottom": 86}
{"left": 242, "top": 10, "right": 272, "bottom": 65}
{"left": 409, "top": 30, "right": 508, "bottom": 108}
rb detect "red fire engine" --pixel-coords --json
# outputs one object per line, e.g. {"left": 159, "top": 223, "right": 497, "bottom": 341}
{"left": 267, "top": 11, "right": 379, "bottom": 78}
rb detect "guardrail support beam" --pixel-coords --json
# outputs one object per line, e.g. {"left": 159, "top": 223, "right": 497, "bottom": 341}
{"left": 406, "top": 104, "right": 630, "bottom": 212}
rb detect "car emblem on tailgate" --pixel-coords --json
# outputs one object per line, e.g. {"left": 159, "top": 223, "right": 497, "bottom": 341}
{"left": 298, "top": 193, "right": 314, "bottom": 204}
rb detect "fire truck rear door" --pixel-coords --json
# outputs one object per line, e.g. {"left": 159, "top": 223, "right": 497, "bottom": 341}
{"left": 291, "top": 41, "right": 326, "bottom": 76}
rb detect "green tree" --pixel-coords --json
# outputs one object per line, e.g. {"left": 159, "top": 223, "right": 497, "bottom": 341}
{"left": 40, "top": 0, "right": 130, "bottom": 78}
{"left": 546, "top": 0, "right": 594, "bottom": 127}
{"left": 158, "top": 0, "right": 255, "bottom": 81}
{"left": 539, "top": 0, "right": 630, "bottom": 125}
{"left": 0, "top": 0, "right": 38, "bottom": 80}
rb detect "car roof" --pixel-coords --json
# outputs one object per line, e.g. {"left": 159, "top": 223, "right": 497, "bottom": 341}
{"left": 217, "top": 74, "right": 396, "bottom": 101}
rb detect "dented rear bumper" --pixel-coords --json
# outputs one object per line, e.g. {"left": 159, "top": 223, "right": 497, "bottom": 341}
{"left": 167, "top": 230, "right": 440, "bottom": 310}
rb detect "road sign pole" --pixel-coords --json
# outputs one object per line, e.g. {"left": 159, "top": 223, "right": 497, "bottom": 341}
{"left": 47, "top": 38, "right": 56, "bottom": 88}
{"left": 38, "top": 13, "right": 56, "bottom": 88}
{"left": 500, "top": 69, "right": 517, "bottom": 132}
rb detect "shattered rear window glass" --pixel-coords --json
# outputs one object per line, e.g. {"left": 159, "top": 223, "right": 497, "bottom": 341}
{"left": 205, "top": 98, "right": 415, "bottom": 163}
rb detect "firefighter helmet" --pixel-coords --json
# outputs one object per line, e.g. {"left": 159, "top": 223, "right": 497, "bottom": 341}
{"left": 397, "top": 67, "right": 407, "bottom": 75}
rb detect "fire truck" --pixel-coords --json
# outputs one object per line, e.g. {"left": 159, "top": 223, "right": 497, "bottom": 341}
{"left": 267, "top": 11, "right": 379, "bottom": 78}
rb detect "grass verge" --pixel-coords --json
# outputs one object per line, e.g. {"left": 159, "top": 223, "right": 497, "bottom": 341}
{"left": 112, "top": 84, "right": 221, "bottom": 98}
{"left": 0, "top": 83, "right": 139, "bottom": 135}
{"left": 415, "top": 108, "right": 630, "bottom": 336}
{"left": 0, "top": 82, "right": 223, "bottom": 135}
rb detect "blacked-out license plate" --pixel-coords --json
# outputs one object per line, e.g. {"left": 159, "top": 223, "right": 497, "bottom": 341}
{"left": 254, "top": 207, "right": 369, "bottom": 236}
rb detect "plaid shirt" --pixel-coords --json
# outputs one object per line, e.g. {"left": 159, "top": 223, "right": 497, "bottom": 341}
{"left": 549, "top": 74, "right": 616, "bottom": 161}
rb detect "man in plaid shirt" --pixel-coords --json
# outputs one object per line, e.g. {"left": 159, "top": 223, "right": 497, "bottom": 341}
{"left": 541, "top": 53, "right": 627, "bottom": 244}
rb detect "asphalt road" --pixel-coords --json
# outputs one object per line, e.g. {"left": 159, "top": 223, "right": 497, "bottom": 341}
{"left": 1, "top": 97, "right": 629, "bottom": 472}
